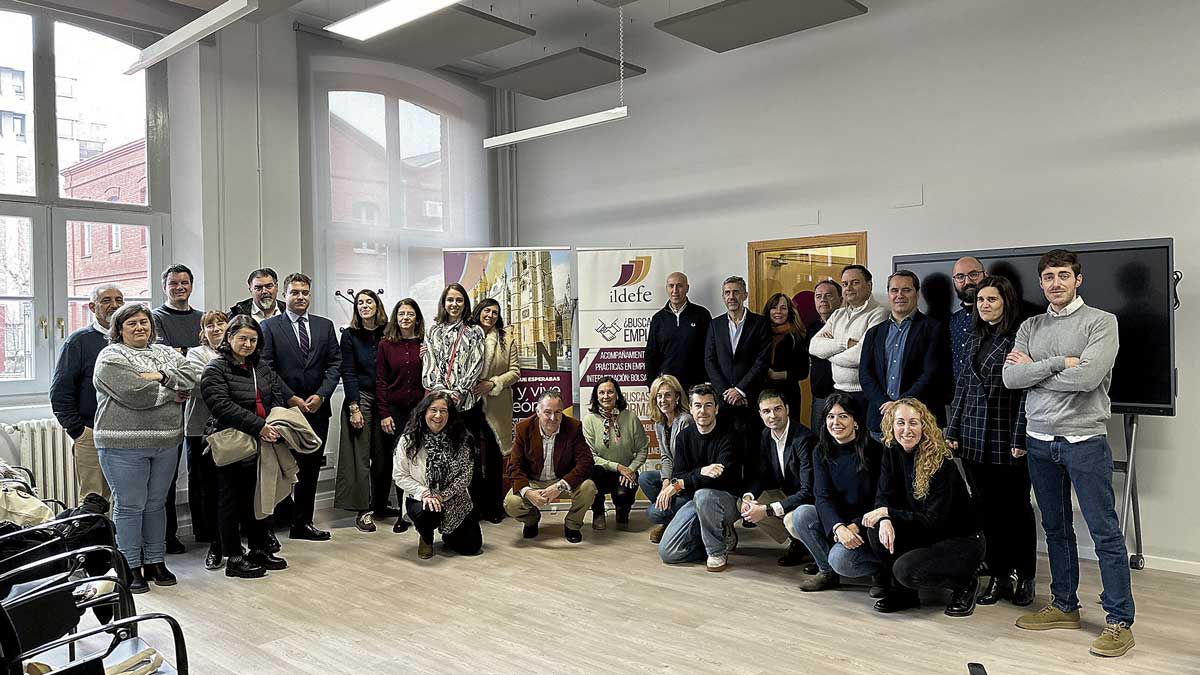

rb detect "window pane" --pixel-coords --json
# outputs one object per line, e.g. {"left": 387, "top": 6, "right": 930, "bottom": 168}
{"left": 399, "top": 100, "right": 444, "bottom": 232}
{"left": 0, "top": 215, "right": 33, "bottom": 296}
{"left": 0, "top": 215, "right": 34, "bottom": 382}
{"left": 0, "top": 11, "right": 34, "bottom": 196}
{"left": 65, "top": 220, "right": 150, "bottom": 333}
{"left": 55, "top": 22, "right": 147, "bottom": 206}
{"left": 329, "top": 91, "right": 388, "bottom": 226}
{"left": 0, "top": 300, "right": 35, "bottom": 382}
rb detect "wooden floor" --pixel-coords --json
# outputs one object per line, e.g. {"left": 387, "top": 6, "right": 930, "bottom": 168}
{"left": 113, "top": 510, "right": 1200, "bottom": 675}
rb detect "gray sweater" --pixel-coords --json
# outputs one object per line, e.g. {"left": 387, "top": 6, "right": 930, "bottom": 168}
{"left": 93, "top": 343, "right": 203, "bottom": 449}
{"left": 1002, "top": 300, "right": 1118, "bottom": 437}
{"left": 152, "top": 304, "right": 203, "bottom": 351}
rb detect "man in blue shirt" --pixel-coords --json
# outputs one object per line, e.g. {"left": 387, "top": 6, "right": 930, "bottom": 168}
{"left": 948, "top": 257, "right": 986, "bottom": 384}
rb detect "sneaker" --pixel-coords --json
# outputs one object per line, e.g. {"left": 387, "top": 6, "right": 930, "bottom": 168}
{"left": 592, "top": 510, "right": 607, "bottom": 531}
{"left": 1015, "top": 605, "right": 1082, "bottom": 631}
{"left": 649, "top": 524, "right": 666, "bottom": 544}
{"left": 724, "top": 525, "right": 738, "bottom": 553}
{"left": 706, "top": 554, "right": 728, "bottom": 572}
{"left": 417, "top": 537, "right": 434, "bottom": 560}
{"left": 355, "top": 512, "right": 377, "bottom": 533}
{"left": 1090, "top": 622, "right": 1135, "bottom": 657}
{"left": 799, "top": 570, "right": 840, "bottom": 592}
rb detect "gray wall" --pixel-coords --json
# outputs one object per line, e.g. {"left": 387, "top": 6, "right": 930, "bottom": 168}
{"left": 515, "top": 0, "right": 1200, "bottom": 573}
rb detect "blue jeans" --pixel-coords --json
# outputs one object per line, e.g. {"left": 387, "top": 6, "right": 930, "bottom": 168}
{"left": 1027, "top": 435, "right": 1134, "bottom": 626}
{"left": 787, "top": 504, "right": 881, "bottom": 576}
{"left": 658, "top": 489, "right": 739, "bottom": 563}
{"left": 641, "top": 471, "right": 689, "bottom": 525}
{"left": 97, "top": 446, "right": 178, "bottom": 568}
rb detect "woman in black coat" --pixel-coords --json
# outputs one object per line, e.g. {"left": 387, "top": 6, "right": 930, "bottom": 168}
{"left": 762, "top": 292, "right": 809, "bottom": 420}
{"left": 200, "top": 316, "right": 305, "bottom": 580}
{"left": 945, "top": 275, "right": 1035, "bottom": 607}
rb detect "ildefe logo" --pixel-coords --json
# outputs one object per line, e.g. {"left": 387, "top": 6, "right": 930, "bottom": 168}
{"left": 610, "top": 256, "right": 653, "bottom": 303}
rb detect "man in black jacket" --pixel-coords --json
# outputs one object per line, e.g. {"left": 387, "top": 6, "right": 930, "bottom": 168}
{"left": 740, "top": 390, "right": 816, "bottom": 566}
{"left": 50, "top": 284, "right": 123, "bottom": 503}
{"left": 859, "top": 271, "right": 951, "bottom": 438}
{"left": 656, "top": 384, "right": 741, "bottom": 572}
{"left": 261, "top": 272, "right": 342, "bottom": 540}
{"left": 644, "top": 272, "right": 710, "bottom": 392}
{"left": 228, "top": 268, "right": 285, "bottom": 323}
{"left": 704, "top": 275, "right": 771, "bottom": 455}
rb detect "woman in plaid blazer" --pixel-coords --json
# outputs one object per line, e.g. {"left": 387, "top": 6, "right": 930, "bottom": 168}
{"left": 945, "top": 275, "right": 1036, "bottom": 608}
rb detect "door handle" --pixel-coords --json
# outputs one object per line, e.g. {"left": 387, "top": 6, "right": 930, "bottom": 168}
{"left": 57, "top": 317, "right": 65, "bottom": 339}
{"left": 39, "top": 316, "right": 47, "bottom": 339}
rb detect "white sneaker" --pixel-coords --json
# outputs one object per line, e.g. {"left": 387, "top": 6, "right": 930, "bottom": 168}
{"left": 706, "top": 554, "right": 728, "bottom": 572}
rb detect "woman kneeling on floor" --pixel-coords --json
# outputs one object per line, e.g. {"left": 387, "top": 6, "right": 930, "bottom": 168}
{"left": 393, "top": 392, "right": 482, "bottom": 559}
{"left": 861, "top": 397, "right": 985, "bottom": 617}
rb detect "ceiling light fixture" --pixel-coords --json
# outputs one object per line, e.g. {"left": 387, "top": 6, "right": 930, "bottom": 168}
{"left": 325, "top": 0, "right": 460, "bottom": 41}
{"left": 484, "top": 6, "right": 631, "bottom": 149}
{"left": 125, "top": 0, "right": 257, "bottom": 75}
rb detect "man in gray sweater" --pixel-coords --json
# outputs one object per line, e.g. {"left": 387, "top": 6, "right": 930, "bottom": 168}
{"left": 1002, "top": 249, "right": 1134, "bottom": 658}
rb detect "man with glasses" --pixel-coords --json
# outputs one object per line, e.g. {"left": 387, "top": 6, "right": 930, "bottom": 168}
{"left": 229, "top": 268, "right": 285, "bottom": 323}
{"left": 949, "top": 257, "right": 986, "bottom": 383}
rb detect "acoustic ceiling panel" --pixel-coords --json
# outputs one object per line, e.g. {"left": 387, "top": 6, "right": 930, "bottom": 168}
{"left": 480, "top": 47, "right": 646, "bottom": 100}
{"left": 349, "top": 4, "right": 535, "bottom": 68}
{"left": 654, "top": 0, "right": 867, "bottom": 53}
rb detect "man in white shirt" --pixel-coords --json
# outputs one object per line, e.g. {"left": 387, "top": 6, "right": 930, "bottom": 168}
{"left": 809, "top": 265, "right": 889, "bottom": 411}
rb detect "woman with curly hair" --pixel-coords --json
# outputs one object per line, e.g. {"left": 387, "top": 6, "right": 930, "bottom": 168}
{"left": 393, "top": 392, "right": 481, "bottom": 559}
{"left": 861, "top": 398, "right": 984, "bottom": 617}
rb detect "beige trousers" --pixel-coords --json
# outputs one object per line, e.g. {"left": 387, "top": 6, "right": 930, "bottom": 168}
{"left": 73, "top": 427, "right": 112, "bottom": 503}
{"left": 504, "top": 479, "right": 598, "bottom": 531}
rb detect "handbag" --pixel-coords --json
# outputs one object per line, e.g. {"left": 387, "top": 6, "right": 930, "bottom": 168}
{"left": 0, "top": 485, "right": 54, "bottom": 526}
{"left": 207, "top": 427, "right": 258, "bottom": 467}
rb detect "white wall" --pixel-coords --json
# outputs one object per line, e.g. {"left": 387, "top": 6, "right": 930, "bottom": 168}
{"left": 515, "top": 0, "right": 1200, "bottom": 572}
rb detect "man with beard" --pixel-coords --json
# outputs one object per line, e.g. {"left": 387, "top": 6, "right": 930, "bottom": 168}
{"left": 948, "top": 257, "right": 986, "bottom": 383}
{"left": 229, "top": 268, "right": 286, "bottom": 323}
{"left": 51, "top": 283, "right": 124, "bottom": 502}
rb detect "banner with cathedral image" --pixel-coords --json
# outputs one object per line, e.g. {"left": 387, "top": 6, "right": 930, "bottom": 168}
{"left": 577, "top": 247, "right": 685, "bottom": 466}
{"left": 443, "top": 247, "right": 575, "bottom": 421}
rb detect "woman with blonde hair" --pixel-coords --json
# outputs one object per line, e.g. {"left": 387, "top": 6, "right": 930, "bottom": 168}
{"left": 861, "top": 398, "right": 984, "bottom": 617}
{"left": 638, "top": 374, "right": 692, "bottom": 543}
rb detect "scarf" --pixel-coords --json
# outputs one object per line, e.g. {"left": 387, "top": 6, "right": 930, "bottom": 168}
{"left": 423, "top": 430, "right": 473, "bottom": 534}
{"left": 770, "top": 323, "right": 792, "bottom": 361}
{"left": 602, "top": 409, "right": 622, "bottom": 445}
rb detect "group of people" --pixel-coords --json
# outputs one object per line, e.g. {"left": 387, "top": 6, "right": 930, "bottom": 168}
{"left": 637, "top": 254, "right": 1134, "bottom": 658}
{"left": 47, "top": 246, "right": 1135, "bottom": 659}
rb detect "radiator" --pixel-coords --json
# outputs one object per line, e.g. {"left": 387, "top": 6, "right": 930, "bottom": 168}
{"left": 17, "top": 418, "right": 78, "bottom": 509}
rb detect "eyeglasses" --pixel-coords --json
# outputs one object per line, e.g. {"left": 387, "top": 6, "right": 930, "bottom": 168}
{"left": 952, "top": 270, "right": 985, "bottom": 283}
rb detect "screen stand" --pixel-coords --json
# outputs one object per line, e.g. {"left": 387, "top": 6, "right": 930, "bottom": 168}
{"left": 1117, "top": 413, "right": 1144, "bottom": 570}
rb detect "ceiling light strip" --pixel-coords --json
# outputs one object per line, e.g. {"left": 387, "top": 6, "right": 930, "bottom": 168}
{"left": 325, "top": 0, "right": 460, "bottom": 42}
{"left": 124, "top": 0, "right": 257, "bottom": 75}
{"left": 483, "top": 106, "right": 628, "bottom": 149}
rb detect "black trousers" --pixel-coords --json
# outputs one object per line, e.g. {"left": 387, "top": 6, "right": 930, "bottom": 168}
{"left": 718, "top": 403, "right": 758, "bottom": 482}
{"left": 165, "top": 443, "right": 182, "bottom": 542}
{"left": 867, "top": 522, "right": 985, "bottom": 592}
{"left": 217, "top": 457, "right": 270, "bottom": 556}
{"left": 965, "top": 458, "right": 1037, "bottom": 579}
{"left": 289, "top": 413, "right": 329, "bottom": 527}
{"left": 405, "top": 498, "right": 482, "bottom": 555}
{"left": 462, "top": 403, "right": 503, "bottom": 520}
{"left": 185, "top": 436, "right": 220, "bottom": 544}
{"left": 590, "top": 466, "right": 637, "bottom": 513}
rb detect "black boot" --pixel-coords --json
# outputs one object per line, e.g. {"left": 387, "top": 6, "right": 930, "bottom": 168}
{"left": 1012, "top": 577, "right": 1037, "bottom": 607}
{"left": 777, "top": 538, "right": 814, "bottom": 567}
{"left": 946, "top": 576, "right": 981, "bottom": 617}
{"left": 873, "top": 588, "right": 920, "bottom": 613}
{"left": 977, "top": 575, "right": 1013, "bottom": 605}
{"left": 142, "top": 562, "right": 177, "bottom": 587}
{"left": 225, "top": 555, "right": 266, "bottom": 579}
{"left": 247, "top": 550, "right": 288, "bottom": 571}
{"left": 265, "top": 529, "right": 282, "bottom": 553}
{"left": 128, "top": 567, "right": 149, "bottom": 594}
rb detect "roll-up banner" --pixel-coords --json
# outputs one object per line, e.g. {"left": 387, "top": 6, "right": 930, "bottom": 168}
{"left": 577, "top": 247, "right": 685, "bottom": 464}
{"left": 443, "top": 247, "right": 576, "bottom": 423}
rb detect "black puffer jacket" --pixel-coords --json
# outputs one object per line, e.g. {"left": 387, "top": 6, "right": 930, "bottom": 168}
{"left": 200, "top": 354, "right": 295, "bottom": 436}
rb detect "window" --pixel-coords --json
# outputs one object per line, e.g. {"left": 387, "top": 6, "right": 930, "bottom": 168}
{"left": 311, "top": 60, "right": 488, "bottom": 329}
{"left": 0, "top": 216, "right": 34, "bottom": 383}
{"left": 55, "top": 22, "right": 147, "bottom": 205}
{"left": 0, "top": 12, "right": 33, "bottom": 196}
{"left": 57, "top": 117, "right": 75, "bottom": 140}
{"left": 78, "top": 140, "right": 103, "bottom": 160}
{"left": 66, "top": 220, "right": 151, "bottom": 334}
{"left": 109, "top": 224, "right": 120, "bottom": 251}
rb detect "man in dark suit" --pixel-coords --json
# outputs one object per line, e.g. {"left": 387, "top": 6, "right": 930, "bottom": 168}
{"left": 503, "top": 390, "right": 597, "bottom": 543}
{"left": 704, "top": 275, "right": 771, "bottom": 451}
{"left": 229, "top": 267, "right": 286, "bottom": 323}
{"left": 859, "top": 270, "right": 951, "bottom": 438}
{"left": 645, "top": 271, "right": 711, "bottom": 392}
{"left": 260, "top": 272, "right": 342, "bottom": 541}
{"left": 740, "top": 390, "right": 817, "bottom": 566}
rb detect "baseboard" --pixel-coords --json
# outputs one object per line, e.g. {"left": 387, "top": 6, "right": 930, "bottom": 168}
{"left": 1140, "top": 555, "right": 1200, "bottom": 576}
